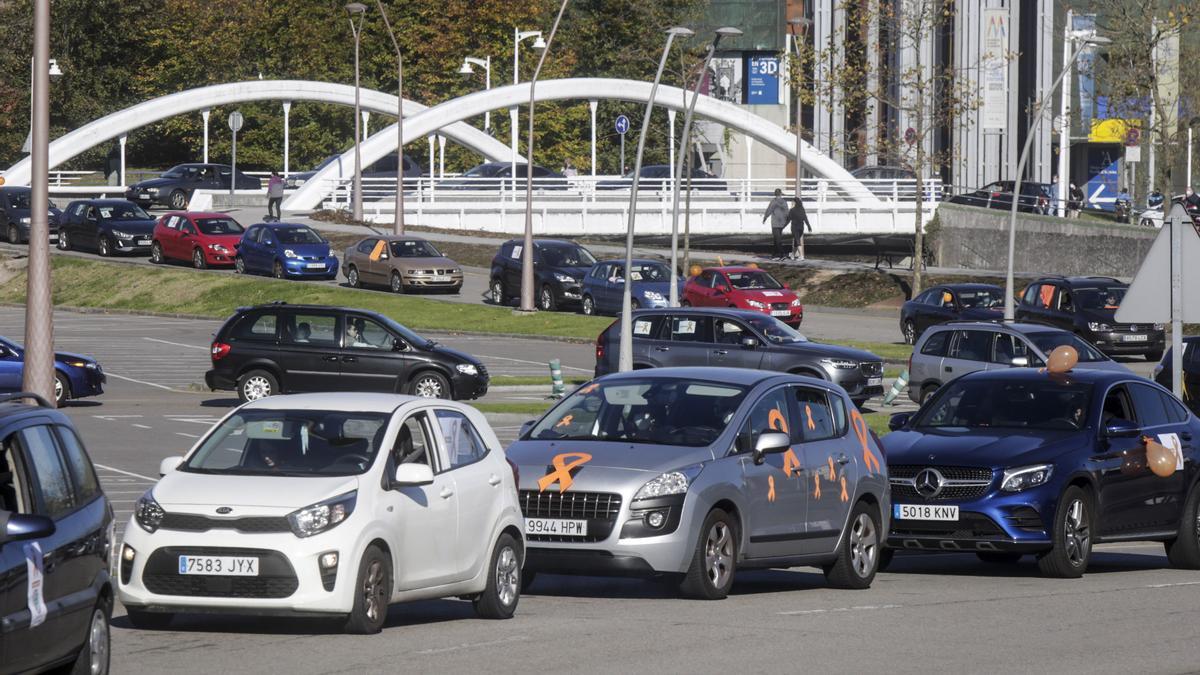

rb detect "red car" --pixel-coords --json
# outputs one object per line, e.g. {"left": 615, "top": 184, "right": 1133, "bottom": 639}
{"left": 682, "top": 265, "right": 804, "bottom": 325}
{"left": 150, "top": 211, "right": 245, "bottom": 268}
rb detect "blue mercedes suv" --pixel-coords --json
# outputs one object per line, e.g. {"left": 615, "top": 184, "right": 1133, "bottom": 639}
{"left": 883, "top": 368, "right": 1200, "bottom": 577}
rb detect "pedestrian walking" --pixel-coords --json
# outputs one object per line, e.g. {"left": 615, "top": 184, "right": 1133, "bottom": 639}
{"left": 785, "top": 196, "right": 813, "bottom": 260}
{"left": 266, "top": 170, "right": 284, "bottom": 220}
{"left": 561, "top": 159, "right": 578, "bottom": 178}
{"left": 761, "top": 188, "right": 790, "bottom": 259}
{"left": 1067, "top": 183, "right": 1083, "bottom": 218}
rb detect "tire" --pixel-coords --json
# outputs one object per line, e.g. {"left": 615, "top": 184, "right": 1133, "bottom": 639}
{"left": 1036, "top": 485, "right": 1093, "bottom": 578}
{"left": 538, "top": 285, "right": 557, "bottom": 312}
{"left": 192, "top": 248, "right": 207, "bottom": 269}
{"left": 54, "top": 372, "right": 70, "bottom": 408}
{"left": 97, "top": 236, "right": 112, "bottom": 257}
{"left": 1146, "top": 350, "right": 1164, "bottom": 362}
{"left": 273, "top": 260, "right": 285, "bottom": 279}
{"left": 824, "top": 501, "right": 882, "bottom": 589}
{"left": 169, "top": 189, "right": 188, "bottom": 210}
{"left": 919, "top": 384, "right": 939, "bottom": 405}
{"left": 234, "top": 256, "right": 246, "bottom": 275}
{"left": 489, "top": 278, "right": 505, "bottom": 305}
{"left": 7, "top": 224, "right": 19, "bottom": 244}
{"left": 1165, "top": 483, "right": 1200, "bottom": 569}
{"left": 976, "top": 552, "right": 1023, "bottom": 564}
{"left": 149, "top": 241, "right": 165, "bottom": 264}
{"left": 679, "top": 508, "right": 737, "bottom": 600}
{"left": 347, "top": 265, "right": 360, "bottom": 288}
{"left": 125, "top": 607, "right": 173, "bottom": 630}
{"left": 71, "top": 597, "right": 111, "bottom": 674}
{"left": 581, "top": 295, "right": 596, "bottom": 316}
{"left": 631, "top": 298, "right": 641, "bottom": 310}
{"left": 408, "top": 371, "right": 450, "bottom": 399}
{"left": 237, "top": 369, "right": 278, "bottom": 402}
{"left": 390, "top": 271, "right": 404, "bottom": 294}
{"left": 902, "top": 319, "right": 916, "bottom": 345}
{"left": 473, "top": 533, "right": 521, "bottom": 620}
{"left": 58, "top": 230, "right": 71, "bottom": 250}
{"left": 680, "top": 300, "right": 691, "bottom": 307}
{"left": 344, "top": 544, "right": 391, "bottom": 634}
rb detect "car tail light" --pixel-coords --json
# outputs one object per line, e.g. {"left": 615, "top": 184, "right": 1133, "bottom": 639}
{"left": 597, "top": 320, "right": 617, "bottom": 361}
{"left": 211, "top": 342, "right": 232, "bottom": 361}
{"left": 506, "top": 457, "right": 519, "bottom": 487}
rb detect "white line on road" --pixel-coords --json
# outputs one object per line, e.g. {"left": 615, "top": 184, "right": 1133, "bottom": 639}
{"left": 778, "top": 604, "right": 902, "bottom": 616}
{"left": 143, "top": 337, "right": 208, "bottom": 350}
{"left": 414, "top": 635, "right": 529, "bottom": 655}
{"left": 1145, "top": 581, "right": 1200, "bottom": 589}
{"left": 105, "top": 372, "right": 187, "bottom": 392}
{"left": 175, "top": 432, "right": 199, "bottom": 438}
{"left": 94, "top": 463, "right": 158, "bottom": 482}
{"left": 477, "top": 353, "right": 591, "bottom": 373}
{"left": 131, "top": 424, "right": 152, "bottom": 429}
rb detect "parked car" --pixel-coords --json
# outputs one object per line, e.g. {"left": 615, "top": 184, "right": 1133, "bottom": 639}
{"left": 594, "top": 165, "right": 725, "bottom": 191}
{"left": 507, "top": 367, "right": 889, "bottom": 599}
{"left": 118, "top": 393, "right": 524, "bottom": 633}
{"left": 150, "top": 211, "right": 244, "bottom": 269}
{"left": 58, "top": 199, "right": 157, "bottom": 256}
{"left": 234, "top": 223, "right": 339, "bottom": 280}
{"left": 884, "top": 368, "right": 1200, "bottom": 578}
{"left": 205, "top": 303, "right": 488, "bottom": 402}
{"left": 0, "top": 391, "right": 114, "bottom": 673}
{"left": 125, "top": 163, "right": 262, "bottom": 210}
{"left": 0, "top": 186, "right": 61, "bottom": 244}
{"left": 1016, "top": 276, "right": 1166, "bottom": 360}
{"left": 0, "top": 336, "right": 105, "bottom": 407}
{"left": 907, "top": 322, "right": 1131, "bottom": 405}
{"left": 947, "top": 180, "right": 1053, "bottom": 214}
{"left": 899, "top": 283, "right": 1005, "bottom": 345}
{"left": 343, "top": 236, "right": 463, "bottom": 294}
{"left": 594, "top": 308, "right": 885, "bottom": 407}
{"left": 1153, "top": 336, "right": 1200, "bottom": 415}
{"left": 488, "top": 238, "right": 597, "bottom": 311}
{"left": 285, "top": 154, "right": 424, "bottom": 190}
{"left": 439, "top": 162, "right": 568, "bottom": 191}
{"left": 682, "top": 266, "right": 804, "bottom": 327}
{"left": 580, "top": 259, "right": 682, "bottom": 316}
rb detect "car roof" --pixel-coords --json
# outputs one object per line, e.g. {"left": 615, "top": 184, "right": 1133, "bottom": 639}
{"left": 956, "top": 367, "right": 1132, "bottom": 387}
{"left": 597, "top": 366, "right": 791, "bottom": 388}
{"left": 262, "top": 222, "right": 311, "bottom": 229}
{"left": 1032, "top": 275, "right": 1126, "bottom": 287}
{"left": 933, "top": 321, "right": 1070, "bottom": 335}
{"left": 933, "top": 283, "right": 1003, "bottom": 291}
{"left": 0, "top": 186, "right": 31, "bottom": 193}
{"left": 596, "top": 258, "right": 663, "bottom": 266}
{"left": 0, "top": 395, "right": 67, "bottom": 425}
{"left": 76, "top": 198, "right": 138, "bottom": 206}
{"left": 702, "top": 265, "right": 767, "bottom": 273}
{"left": 377, "top": 235, "right": 430, "bottom": 242}
{"left": 242, "top": 392, "right": 446, "bottom": 414}
{"left": 235, "top": 302, "right": 380, "bottom": 315}
{"left": 633, "top": 307, "right": 780, "bottom": 321}
{"left": 505, "top": 238, "right": 577, "bottom": 247}
{"left": 162, "top": 211, "right": 230, "bottom": 219}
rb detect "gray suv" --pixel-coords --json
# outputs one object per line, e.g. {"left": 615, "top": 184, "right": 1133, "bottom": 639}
{"left": 908, "top": 321, "right": 1131, "bottom": 404}
{"left": 595, "top": 308, "right": 885, "bottom": 407}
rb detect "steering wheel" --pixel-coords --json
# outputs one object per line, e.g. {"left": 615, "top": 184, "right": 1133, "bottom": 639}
{"left": 328, "top": 453, "right": 372, "bottom": 471}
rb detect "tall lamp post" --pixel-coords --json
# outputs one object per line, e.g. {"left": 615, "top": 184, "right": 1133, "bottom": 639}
{"left": 511, "top": 29, "right": 546, "bottom": 196}
{"left": 22, "top": 58, "right": 60, "bottom": 155}
{"left": 668, "top": 26, "right": 742, "bottom": 307}
{"left": 618, "top": 26, "right": 694, "bottom": 372}
{"left": 346, "top": 2, "right": 367, "bottom": 222}
{"left": 1004, "top": 31, "right": 1110, "bottom": 321}
{"left": 375, "top": 0, "right": 406, "bottom": 235}
{"left": 23, "top": 0, "right": 53, "bottom": 403}
{"left": 787, "top": 17, "right": 811, "bottom": 259}
{"left": 459, "top": 56, "right": 493, "bottom": 133}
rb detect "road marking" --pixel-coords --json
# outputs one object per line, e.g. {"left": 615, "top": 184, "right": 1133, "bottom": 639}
{"left": 414, "top": 635, "right": 529, "bottom": 655}
{"left": 175, "top": 432, "right": 200, "bottom": 439}
{"left": 94, "top": 463, "right": 158, "bottom": 482}
{"left": 93, "top": 415, "right": 144, "bottom": 421}
{"left": 778, "top": 604, "right": 902, "bottom": 616}
{"left": 477, "top": 353, "right": 591, "bottom": 373}
{"left": 105, "top": 372, "right": 185, "bottom": 392}
{"left": 131, "top": 424, "right": 152, "bottom": 429}
{"left": 143, "top": 337, "right": 208, "bottom": 350}
{"left": 1145, "top": 581, "right": 1200, "bottom": 589}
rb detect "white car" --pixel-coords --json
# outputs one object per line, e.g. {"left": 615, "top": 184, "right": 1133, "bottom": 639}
{"left": 117, "top": 393, "right": 524, "bottom": 633}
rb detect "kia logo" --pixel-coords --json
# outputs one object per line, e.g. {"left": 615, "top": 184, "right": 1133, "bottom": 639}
{"left": 216, "top": 506, "right": 233, "bottom": 514}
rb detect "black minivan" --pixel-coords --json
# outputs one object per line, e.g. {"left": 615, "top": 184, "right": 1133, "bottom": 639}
{"left": 1, "top": 392, "right": 113, "bottom": 674}
{"left": 488, "top": 238, "right": 597, "bottom": 311}
{"left": 205, "top": 303, "right": 489, "bottom": 402}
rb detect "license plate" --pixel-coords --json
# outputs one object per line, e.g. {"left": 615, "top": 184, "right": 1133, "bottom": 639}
{"left": 525, "top": 517, "right": 588, "bottom": 536}
{"left": 868, "top": 377, "right": 882, "bottom": 387}
{"left": 48, "top": 233, "right": 58, "bottom": 241}
{"left": 177, "top": 555, "right": 258, "bottom": 576}
{"left": 305, "top": 263, "right": 326, "bottom": 269}
{"left": 1122, "top": 334, "right": 1148, "bottom": 342}
{"left": 430, "top": 275, "right": 452, "bottom": 282}
{"left": 140, "top": 193, "right": 153, "bottom": 198}
{"left": 136, "top": 239, "right": 151, "bottom": 246}
{"left": 894, "top": 504, "right": 959, "bottom": 521}
{"left": 770, "top": 310, "right": 791, "bottom": 317}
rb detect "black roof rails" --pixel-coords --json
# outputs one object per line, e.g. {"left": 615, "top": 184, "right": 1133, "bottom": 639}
{"left": 0, "top": 391, "right": 54, "bottom": 408}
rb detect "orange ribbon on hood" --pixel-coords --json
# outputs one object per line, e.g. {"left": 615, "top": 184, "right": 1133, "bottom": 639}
{"left": 537, "top": 452, "right": 593, "bottom": 493}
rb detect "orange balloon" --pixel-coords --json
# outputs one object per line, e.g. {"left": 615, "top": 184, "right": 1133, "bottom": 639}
{"left": 1147, "top": 438, "right": 1178, "bottom": 478}
{"left": 1046, "top": 345, "right": 1079, "bottom": 374}
{"left": 689, "top": 264, "right": 703, "bottom": 277}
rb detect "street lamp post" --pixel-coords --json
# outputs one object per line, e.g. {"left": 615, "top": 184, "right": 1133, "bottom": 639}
{"left": 346, "top": 2, "right": 367, "bottom": 222}
{"left": 23, "top": 0, "right": 54, "bottom": 404}
{"left": 22, "top": 57, "right": 60, "bottom": 155}
{"left": 1004, "top": 32, "right": 1110, "bottom": 321}
{"left": 668, "top": 27, "right": 742, "bottom": 307}
{"left": 376, "top": 0, "right": 406, "bottom": 235}
{"left": 459, "top": 56, "right": 493, "bottom": 133}
{"left": 512, "top": 29, "right": 546, "bottom": 197}
{"left": 618, "top": 26, "right": 694, "bottom": 372}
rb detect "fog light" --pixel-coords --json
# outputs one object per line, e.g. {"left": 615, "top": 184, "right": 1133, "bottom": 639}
{"left": 319, "top": 552, "right": 339, "bottom": 569}
{"left": 122, "top": 545, "right": 136, "bottom": 561}
{"left": 318, "top": 550, "right": 340, "bottom": 592}
{"left": 120, "top": 545, "right": 136, "bottom": 585}
{"left": 647, "top": 511, "right": 666, "bottom": 528}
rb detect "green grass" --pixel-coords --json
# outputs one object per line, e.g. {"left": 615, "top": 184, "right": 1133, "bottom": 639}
{"left": 473, "top": 401, "right": 556, "bottom": 415}
{"left": 861, "top": 411, "right": 892, "bottom": 437}
{"left": 488, "top": 375, "right": 590, "bottom": 387}
{"left": 842, "top": 340, "right": 912, "bottom": 363}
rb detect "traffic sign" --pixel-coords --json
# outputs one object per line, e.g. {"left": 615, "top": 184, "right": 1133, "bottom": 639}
{"left": 904, "top": 127, "right": 917, "bottom": 145}
{"left": 615, "top": 115, "right": 630, "bottom": 135}
{"left": 228, "top": 111, "right": 244, "bottom": 132}
{"left": 1116, "top": 203, "right": 1200, "bottom": 323}
{"left": 1125, "top": 127, "right": 1140, "bottom": 146}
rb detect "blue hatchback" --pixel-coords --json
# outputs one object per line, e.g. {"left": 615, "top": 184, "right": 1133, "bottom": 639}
{"left": 580, "top": 258, "right": 684, "bottom": 316}
{"left": 0, "top": 336, "right": 105, "bottom": 407}
{"left": 235, "top": 222, "right": 339, "bottom": 280}
{"left": 883, "top": 368, "right": 1200, "bottom": 577}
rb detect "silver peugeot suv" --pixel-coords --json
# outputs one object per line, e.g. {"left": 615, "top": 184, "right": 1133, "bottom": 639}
{"left": 506, "top": 367, "right": 889, "bottom": 599}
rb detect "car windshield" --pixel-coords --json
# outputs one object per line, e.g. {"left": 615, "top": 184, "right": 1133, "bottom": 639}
{"left": 1027, "top": 332, "right": 1108, "bottom": 362}
{"left": 727, "top": 271, "right": 783, "bottom": 290}
{"left": 915, "top": 379, "right": 1094, "bottom": 431}
{"left": 744, "top": 315, "right": 808, "bottom": 343}
{"left": 194, "top": 218, "right": 244, "bottom": 235}
{"left": 274, "top": 227, "right": 324, "bottom": 244}
{"left": 1076, "top": 287, "right": 1127, "bottom": 310}
{"left": 374, "top": 314, "right": 432, "bottom": 348}
{"left": 627, "top": 262, "right": 671, "bottom": 282}
{"left": 0, "top": 336, "right": 21, "bottom": 353}
{"left": 182, "top": 409, "right": 390, "bottom": 476}
{"left": 97, "top": 203, "right": 151, "bottom": 220}
{"left": 528, "top": 377, "right": 749, "bottom": 447}
{"left": 390, "top": 239, "right": 442, "bottom": 258}
{"left": 540, "top": 243, "right": 596, "bottom": 267}
{"left": 958, "top": 288, "right": 1003, "bottom": 309}
{"left": 7, "top": 192, "right": 31, "bottom": 209}
{"left": 161, "top": 165, "right": 190, "bottom": 178}
{"left": 464, "top": 164, "right": 504, "bottom": 177}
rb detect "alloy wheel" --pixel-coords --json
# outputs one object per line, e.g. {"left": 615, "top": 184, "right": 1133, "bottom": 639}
{"left": 58, "top": 231, "right": 70, "bottom": 250}
{"left": 171, "top": 191, "right": 188, "bottom": 210}
{"left": 490, "top": 280, "right": 504, "bottom": 304}
{"left": 903, "top": 321, "right": 915, "bottom": 345}
{"left": 7, "top": 225, "right": 17, "bottom": 244}
{"left": 54, "top": 376, "right": 63, "bottom": 404}
{"left": 150, "top": 243, "right": 163, "bottom": 263}
{"left": 391, "top": 272, "right": 403, "bottom": 293}
{"left": 704, "top": 521, "right": 733, "bottom": 589}
{"left": 193, "top": 249, "right": 205, "bottom": 269}
{"left": 362, "top": 559, "right": 386, "bottom": 624}
{"left": 242, "top": 376, "right": 272, "bottom": 401}
{"left": 849, "top": 512, "right": 878, "bottom": 578}
{"left": 98, "top": 238, "right": 110, "bottom": 256}
{"left": 540, "top": 288, "right": 553, "bottom": 310}
{"left": 1063, "top": 498, "right": 1090, "bottom": 566}
{"left": 88, "top": 607, "right": 109, "bottom": 675}
{"left": 235, "top": 256, "right": 245, "bottom": 274}
{"left": 495, "top": 545, "right": 519, "bottom": 607}
{"left": 582, "top": 296, "right": 595, "bottom": 315}
{"left": 414, "top": 376, "right": 444, "bottom": 398}
{"left": 347, "top": 266, "right": 359, "bottom": 287}
{"left": 273, "top": 261, "right": 284, "bottom": 279}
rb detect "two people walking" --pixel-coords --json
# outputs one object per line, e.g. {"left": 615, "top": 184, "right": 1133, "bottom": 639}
{"left": 762, "top": 188, "right": 812, "bottom": 260}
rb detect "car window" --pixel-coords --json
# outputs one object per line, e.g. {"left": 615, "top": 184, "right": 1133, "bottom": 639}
{"left": 1159, "top": 390, "right": 1190, "bottom": 424}
{"left": 794, "top": 387, "right": 838, "bottom": 441}
{"left": 991, "top": 333, "right": 1040, "bottom": 365}
{"left": 1027, "top": 332, "right": 1108, "bottom": 362}
{"left": 96, "top": 203, "right": 151, "bottom": 220}
{"left": 918, "top": 379, "right": 1092, "bottom": 430}
{"left": 391, "top": 239, "right": 442, "bottom": 258}
{"left": 1058, "top": 289, "right": 1075, "bottom": 313}
{"left": 181, "top": 221, "right": 197, "bottom": 235}
{"left": 726, "top": 270, "right": 783, "bottom": 290}
{"left": 920, "top": 330, "right": 950, "bottom": 356}
{"left": 698, "top": 270, "right": 715, "bottom": 287}
{"left": 736, "top": 387, "right": 794, "bottom": 451}
{"left": 914, "top": 289, "right": 935, "bottom": 305}
{"left": 939, "top": 289, "right": 956, "bottom": 308}
{"left": 274, "top": 227, "right": 323, "bottom": 245}
{"left": 345, "top": 316, "right": 392, "bottom": 350}
{"left": 669, "top": 316, "right": 712, "bottom": 343}
{"left": 194, "top": 218, "right": 244, "bottom": 235}
{"left": 284, "top": 313, "right": 339, "bottom": 346}
{"left": 631, "top": 315, "right": 666, "bottom": 340}
{"left": 714, "top": 319, "right": 750, "bottom": 346}
{"left": 232, "top": 312, "right": 278, "bottom": 341}
{"left": 0, "top": 438, "right": 33, "bottom": 513}
{"left": 164, "top": 215, "right": 180, "bottom": 230}
{"left": 1022, "top": 284, "right": 1042, "bottom": 306}
{"left": 1077, "top": 287, "right": 1126, "bottom": 310}
{"left": 55, "top": 426, "right": 101, "bottom": 505}
{"left": 949, "top": 330, "right": 991, "bottom": 361}
{"left": 390, "top": 412, "right": 434, "bottom": 469}
{"left": 245, "top": 227, "right": 261, "bottom": 243}
{"left": 1129, "top": 382, "right": 1171, "bottom": 428}
{"left": 1101, "top": 385, "right": 1135, "bottom": 425}
{"left": 958, "top": 288, "right": 1003, "bottom": 309}
{"left": 356, "top": 238, "right": 378, "bottom": 254}
{"left": 19, "top": 425, "right": 75, "bottom": 518}
{"left": 435, "top": 410, "right": 489, "bottom": 468}
{"left": 1186, "top": 343, "right": 1200, "bottom": 369}
{"left": 589, "top": 264, "right": 607, "bottom": 280}
{"left": 539, "top": 243, "right": 595, "bottom": 267}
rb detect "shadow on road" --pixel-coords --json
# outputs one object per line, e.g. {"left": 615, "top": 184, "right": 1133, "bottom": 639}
{"left": 884, "top": 550, "right": 1170, "bottom": 577}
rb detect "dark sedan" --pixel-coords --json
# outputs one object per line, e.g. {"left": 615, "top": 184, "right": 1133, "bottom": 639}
{"left": 0, "top": 185, "right": 61, "bottom": 244}
{"left": 595, "top": 164, "right": 726, "bottom": 191}
{"left": 58, "top": 199, "right": 157, "bottom": 256}
{"left": 948, "top": 180, "right": 1053, "bottom": 214}
{"left": 899, "top": 283, "right": 1004, "bottom": 344}
{"left": 125, "top": 163, "right": 262, "bottom": 210}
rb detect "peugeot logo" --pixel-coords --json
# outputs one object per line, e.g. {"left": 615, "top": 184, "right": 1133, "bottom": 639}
{"left": 216, "top": 506, "right": 233, "bottom": 515}
{"left": 914, "top": 468, "right": 945, "bottom": 498}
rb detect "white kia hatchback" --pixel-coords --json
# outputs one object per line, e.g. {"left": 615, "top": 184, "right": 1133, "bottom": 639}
{"left": 117, "top": 393, "right": 524, "bottom": 633}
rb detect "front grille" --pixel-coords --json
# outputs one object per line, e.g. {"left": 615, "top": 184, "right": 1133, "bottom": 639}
{"left": 891, "top": 483, "right": 990, "bottom": 502}
{"left": 889, "top": 465, "right": 993, "bottom": 481}
{"left": 889, "top": 464, "right": 993, "bottom": 502}
{"left": 141, "top": 546, "right": 298, "bottom": 599}
{"left": 160, "top": 512, "right": 292, "bottom": 534}
{"left": 519, "top": 489, "right": 622, "bottom": 543}
{"left": 891, "top": 512, "right": 1007, "bottom": 539}
{"left": 771, "top": 302, "right": 791, "bottom": 311}
{"left": 860, "top": 361, "right": 883, "bottom": 378}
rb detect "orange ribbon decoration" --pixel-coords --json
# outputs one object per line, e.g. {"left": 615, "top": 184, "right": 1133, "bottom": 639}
{"left": 554, "top": 414, "right": 574, "bottom": 428}
{"left": 537, "top": 452, "right": 593, "bottom": 493}
{"left": 369, "top": 239, "right": 386, "bottom": 261}
{"left": 840, "top": 476, "right": 849, "bottom": 502}
{"left": 767, "top": 475, "right": 776, "bottom": 502}
{"left": 768, "top": 406, "right": 789, "bottom": 433}
{"left": 826, "top": 455, "right": 836, "bottom": 478}
{"left": 805, "top": 404, "right": 816, "bottom": 431}
{"left": 812, "top": 472, "right": 822, "bottom": 499}
{"left": 579, "top": 383, "right": 599, "bottom": 395}
{"left": 851, "top": 410, "right": 882, "bottom": 474}
{"left": 782, "top": 449, "right": 801, "bottom": 477}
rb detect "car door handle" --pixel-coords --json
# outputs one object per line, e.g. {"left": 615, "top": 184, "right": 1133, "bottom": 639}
{"left": 488, "top": 474, "right": 502, "bottom": 486}
{"left": 342, "top": 356, "right": 357, "bottom": 363}
{"left": 836, "top": 454, "right": 850, "bottom": 465}
{"left": 322, "top": 355, "right": 339, "bottom": 362}
{"left": 713, "top": 349, "right": 728, "bottom": 355}
{"left": 439, "top": 487, "right": 454, "bottom": 499}
{"left": 1182, "top": 432, "right": 1193, "bottom": 442}
{"left": 655, "top": 346, "right": 670, "bottom": 352}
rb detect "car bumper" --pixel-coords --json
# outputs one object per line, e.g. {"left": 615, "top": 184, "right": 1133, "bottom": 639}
{"left": 745, "top": 305, "right": 803, "bottom": 325}
{"left": 112, "top": 238, "right": 154, "bottom": 254}
{"left": 553, "top": 283, "right": 583, "bottom": 306}
{"left": 283, "top": 260, "right": 339, "bottom": 278}
{"left": 404, "top": 273, "right": 464, "bottom": 291}
{"left": 830, "top": 369, "right": 886, "bottom": 400}
{"left": 887, "top": 490, "right": 1054, "bottom": 553}
{"left": 1088, "top": 331, "right": 1165, "bottom": 355}
{"left": 202, "top": 249, "right": 238, "bottom": 266}
{"left": 450, "top": 372, "right": 489, "bottom": 400}
{"left": 205, "top": 369, "right": 237, "bottom": 391}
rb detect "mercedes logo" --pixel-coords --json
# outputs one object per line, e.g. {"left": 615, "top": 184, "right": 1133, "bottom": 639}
{"left": 914, "top": 468, "right": 944, "bottom": 498}
{"left": 216, "top": 506, "right": 233, "bottom": 514}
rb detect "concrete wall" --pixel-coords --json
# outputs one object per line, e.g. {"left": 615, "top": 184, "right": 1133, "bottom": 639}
{"left": 934, "top": 203, "right": 1156, "bottom": 278}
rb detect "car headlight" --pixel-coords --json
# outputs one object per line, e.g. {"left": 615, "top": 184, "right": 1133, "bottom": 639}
{"left": 633, "top": 464, "right": 704, "bottom": 501}
{"left": 1153, "top": 323, "right": 1165, "bottom": 330}
{"left": 554, "top": 272, "right": 577, "bottom": 283}
{"left": 450, "top": 268, "right": 461, "bottom": 274}
{"left": 821, "top": 358, "right": 858, "bottom": 370}
{"left": 284, "top": 249, "right": 298, "bottom": 259}
{"left": 85, "top": 362, "right": 98, "bottom": 370}
{"left": 1087, "top": 322, "right": 1110, "bottom": 332}
{"left": 19, "top": 216, "right": 30, "bottom": 225}
{"left": 64, "top": 359, "right": 88, "bottom": 367}
{"left": 1000, "top": 464, "right": 1053, "bottom": 493}
{"left": 642, "top": 290, "right": 664, "bottom": 302}
{"left": 790, "top": 298, "right": 803, "bottom": 307}
{"left": 456, "top": 363, "right": 479, "bottom": 376}
{"left": 148, "top": 187, "right": 159, "bottom": 194}
{"left": 745, "top": 299, "right": 767, "bottom": 309}
{"left": 111, "top": 230, "right": 134, "bottom": 239}
{"left": 134, "top": 491, "right": 165, "bottom": 533}
{"left": 207, "top": 243, "right": 230, "bottom": 254}
{"left": 287, "top": 491, "right": 357, "bottom": 538}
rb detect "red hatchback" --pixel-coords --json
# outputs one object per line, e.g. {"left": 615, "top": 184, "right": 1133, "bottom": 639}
{"left": 150, "top": 211, "right": 245, "bottom": 268}
{"left": 682, "top": 265, "right": 804, "bottom": 325}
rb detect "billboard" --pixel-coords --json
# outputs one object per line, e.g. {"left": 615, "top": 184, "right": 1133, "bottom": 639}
{"left": 708, "top": 57, "right": 743, "bottom": 104}
{"left": 745, "top": 54, "right": 780, "bottom": 105}
{"left": 981, "top": 8, "right": 1009, "bottom": 129}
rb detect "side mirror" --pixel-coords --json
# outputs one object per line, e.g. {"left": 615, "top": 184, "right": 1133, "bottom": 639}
{"left": 159, "top": 456, "right": 183, "bottom": 476}
{"left": 4, "top": 513, "right": 56, "bottom": 543}
{"left": 1011, "top": 356, "right": 1029, "bottom": 367}
{"left": 888, "top": 412, "right": 913, "bottom": 431}
{"left": 520, "top": 420, "right": 536, "bottom": 437}
{"left": 393, "top": 463, "right": 434, "bottom": 486}
{"left": 740, "top": 336, "right": 758, "bottom": 350}
{"left": 392, "top": 338, "right": 409, "bottom": 352}
{"left": 715, "top": 287, "right": 727, "bottom": 295}
{"left": 1104, "top": 418, "right": 1141, "bottom": 438}
{"left": 752, "top": 431, "right": 791, "bottom": 465}
{"left": 379, "top": 252, "right": 389, "bottom": 260}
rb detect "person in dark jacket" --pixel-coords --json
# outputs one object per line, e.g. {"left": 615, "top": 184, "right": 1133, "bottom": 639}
{"left": 785, "top": 197, "right": 813, "bottom": 260}
{"left": 266, "top": 171, "right": 284, "bottom": 220}
{"left": 761, "top": 188, "right": 790, "bottom": 259}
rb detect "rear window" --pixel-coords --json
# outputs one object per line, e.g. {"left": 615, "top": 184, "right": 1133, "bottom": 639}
{"left": 231, "top": 312, "right": 278, "bottom": 341}
{"left": 920, "top": 330, "right": 950, "bottom": 356}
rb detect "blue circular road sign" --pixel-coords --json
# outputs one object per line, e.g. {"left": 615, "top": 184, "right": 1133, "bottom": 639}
{"left": 615, "top": 115, "right": 630, "bottom": 135}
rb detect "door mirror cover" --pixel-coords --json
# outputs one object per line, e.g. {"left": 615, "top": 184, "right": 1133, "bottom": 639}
{"left": 888, "top": 412, "right": 913, "bottom": 431}
{"left": 3, "top": 513, "right": 56, "bottom": 543}
{"left": 740, "top": 336, "right": 758, "bottom": 349}
{"left": 392, "top": 338, "right": 409, "bottom": 352}
{"left": 159, "top": 456, "right": 184, "bottom": 477}
{"left": 1104, "top": 418, "right": 1141, "bottom": 438}
{"left": 520, "top": 420, "right": 536, "bottom": 438}
{"left": 1011, "top": 356, "right": 1029, "bottom": 367}
{"left": 752, "top": 431, "right": 791, "bottom": 464}
{"left": 394, "top": 463, "right": 434, "bottom": 486}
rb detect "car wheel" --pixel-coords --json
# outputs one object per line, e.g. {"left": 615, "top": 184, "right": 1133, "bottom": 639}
{"left": 680, "top": 300, "right": 691, "bottom": 307}
{"left": 234, "top": 256, "right": 246, "bottom": 274}
{"left": 237, "top": 369, "right": 278, "bottom": 402}
{"left": 192, "top": 248, "right": 207, "bottom": 269}
{"left": 54, "top": 372, "right": 70, "bottom": 407}
{"left": 98, "top": 236, "right": 112, "bottom": 257}
{"left": 824, "top": 501, "right": 881, "bottom": 589}
{"left": 977, "top": 552, "right": 1023, "bottom": 564}
{"left": 581, "top": 295, "right": 596, "bottom": 316}
{"left": 169, "top": 189, "right": 188, "bottom": 210}
{"left": 344, "top": 544, "right": 391, "bottom": 634}
{"left": 149, "top": 241, "right": 164, "bottom": 264}
{"left": 70, "top": 597, "right": 111, "bottom": 675}
{"left": 1165, "top": 483, "right": 1200, "bottom": 569}
{"left": 125, "top": 608, "right": 173, "bottom": 630}
{"left": 1146, "top": 350, "right": 1164, "bottom": 362}
{"left": 408, "top": 371, "right": 450, "bottom": 399}
{"left": 920, "top": 383, "right": 939, "bottom": 405}
{"left": 273, "top": 260, "right": 285, "bottom": 279}
{"left": 679, "top": 508, "right": 737, "bottom": 600}
{"left": 902, "top": 319, "right": 916, "bottom": 345}
{"left": 631, "top": 298, "right": 641, "bottom": 310}
{"left": 7, "top": 224, "right": 19, "bottom": 244}
{"left": 347, "top": 265, "right": 360, "bottom": 288}
{"left": 538, "top": 285, "right": 557, "bottom": 312}
{"left": 390, "top": 271, "right": 404, "bottom": 294}
{"left": 489, "top": 278, "right": 505, "bottom": 305}
{"left": 473, "top": 532, "right": 521, "bottom": 620}
{"left": 1036, "top": 485, "right": 1092, "bottom": 578}
{"left": 58, "top": 230, "right": 71, "bottom": 250}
